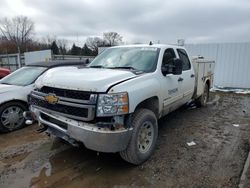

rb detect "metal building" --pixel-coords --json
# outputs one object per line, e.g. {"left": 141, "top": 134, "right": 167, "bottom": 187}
{"left": 185, "top": 42, "right": 250, "bottom": 89}
{"left": 0, "top": 53, "right": 24, "bottom": 71}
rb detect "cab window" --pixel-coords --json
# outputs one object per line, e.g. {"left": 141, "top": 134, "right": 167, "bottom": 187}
{"left": 177, "top": 49, "right": 191, "bottom": 71}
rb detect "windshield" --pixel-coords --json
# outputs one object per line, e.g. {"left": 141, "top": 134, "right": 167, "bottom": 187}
{"left": 88, "top": 47, "right": 160, "bottom": 72}
{"left": 0, "top": 66, "right": 47, "bottom": 86}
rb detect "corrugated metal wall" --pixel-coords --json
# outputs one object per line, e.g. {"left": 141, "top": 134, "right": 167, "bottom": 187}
{"left": 185, "top": 42, "right": 250, "bottom": 89}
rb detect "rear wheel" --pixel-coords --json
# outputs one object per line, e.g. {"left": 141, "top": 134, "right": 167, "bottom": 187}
{"left": 196, "top": 83, "right": 209, "bottom": 107}
{"left": 0, "top": 101, "right": 27, "bottom": 133}
{"left": 120, "top": 108, "right": 158, "bottom": 165}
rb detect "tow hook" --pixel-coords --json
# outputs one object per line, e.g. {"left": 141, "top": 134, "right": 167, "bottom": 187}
{"left": 23, "top": 111, "right": 36, "bottom": 125}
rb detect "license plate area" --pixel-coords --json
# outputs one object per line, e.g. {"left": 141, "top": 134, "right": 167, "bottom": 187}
{"left": 41, "top": 113, "right": 68, "bottom": 130}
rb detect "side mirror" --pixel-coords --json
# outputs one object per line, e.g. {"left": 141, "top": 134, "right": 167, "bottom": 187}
{"left": 161, "top": 66, "right": 168, "bottom": 76}
{"left": 161, "top": 58, "right": 183, "bottom": 76}
{"left": 172, "top": 58, "right": 183, "bottom": 75}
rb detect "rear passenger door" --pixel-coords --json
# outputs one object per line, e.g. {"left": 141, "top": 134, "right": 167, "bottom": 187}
{"left": 160, "top": 48, "right": 183, "bottom": 115}
{"left": 176, "top": 49, "right": 195, "bottom": 104}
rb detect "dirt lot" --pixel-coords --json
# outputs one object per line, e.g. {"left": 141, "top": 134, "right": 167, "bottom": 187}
{"left": 0, "top": 92, "right": 249, "bottom": 188}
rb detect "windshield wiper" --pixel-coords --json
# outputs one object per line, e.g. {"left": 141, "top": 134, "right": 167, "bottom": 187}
{"left": 109, "top": 66, "right": 145, "bottom": 74}
{"left": 89, "top": 65, "right": 144, "bottom": 74}
{"left": 0, "top": 82, "right": 11, "bottom": 85}
{"left": 89, "top": 65, "right": 104, "bottom": 68}
{"left": 110, "top": 66, "right": 136, "bottom": 70}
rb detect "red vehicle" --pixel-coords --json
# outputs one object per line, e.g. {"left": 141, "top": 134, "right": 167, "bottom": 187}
{"left": 0, "top": 68, "right": 10, "bottom": 79}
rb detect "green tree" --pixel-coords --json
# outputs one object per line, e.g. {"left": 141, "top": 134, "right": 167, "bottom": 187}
{"left": 50, "top": 41, "right": 59, "bottom": 55}
{"left": 70, "top": 43, "right": 81, "bottom": 55}
{"left": 81, "top": 44, "right": 93, "bottom": 56}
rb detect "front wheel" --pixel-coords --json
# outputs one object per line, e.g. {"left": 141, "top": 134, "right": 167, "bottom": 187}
{"left": 120, "top": 108, "right": 158, "bottom": 165}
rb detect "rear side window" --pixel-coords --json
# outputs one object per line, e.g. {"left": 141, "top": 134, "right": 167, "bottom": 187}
{"left": 177, "top": 49, "right": 191, "bottom": 71}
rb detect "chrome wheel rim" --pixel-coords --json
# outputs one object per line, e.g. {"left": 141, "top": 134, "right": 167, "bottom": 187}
{"left": 1, "top": 106, "right": 24, "bottom": 130}
{"left": 137, "top": 121, "right": 154, "bottom": 153}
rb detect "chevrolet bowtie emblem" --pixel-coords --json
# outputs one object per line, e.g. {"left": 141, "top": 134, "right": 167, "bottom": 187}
{"left": 44, "top": 94, "right": 59, "bottom": 104}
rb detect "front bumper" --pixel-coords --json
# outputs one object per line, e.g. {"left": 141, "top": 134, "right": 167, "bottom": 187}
{"left": 31, "top": 105, "right": 133, "bottom": 153}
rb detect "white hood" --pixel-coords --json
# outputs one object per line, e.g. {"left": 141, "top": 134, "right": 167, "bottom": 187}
{"left": 36, "top": 67, "right": 138, "bottom": 92}
{"left": 0, "top": 84, "right": 23, "bottom": 94}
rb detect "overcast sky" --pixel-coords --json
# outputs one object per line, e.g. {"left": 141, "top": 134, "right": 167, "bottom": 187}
{"left": 1, "top": 0, "right": 250, "bottom": 46}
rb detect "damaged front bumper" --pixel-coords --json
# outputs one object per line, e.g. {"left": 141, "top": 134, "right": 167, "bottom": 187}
{"left": 31, "top": 106, "right": 133, "bottom": 153}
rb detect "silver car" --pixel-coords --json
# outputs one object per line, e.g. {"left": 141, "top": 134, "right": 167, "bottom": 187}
{"left": 0, "top": 61, "right": 86, "bottom": 132}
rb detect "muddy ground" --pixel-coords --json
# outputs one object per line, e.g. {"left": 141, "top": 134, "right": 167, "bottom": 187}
{"left": 0, "top": 92, "right": 250, "bottom": 188}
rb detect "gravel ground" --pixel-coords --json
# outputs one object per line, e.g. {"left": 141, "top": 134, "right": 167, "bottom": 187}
{"left": 0, "top": 92, "right": 249, "bottom": 188}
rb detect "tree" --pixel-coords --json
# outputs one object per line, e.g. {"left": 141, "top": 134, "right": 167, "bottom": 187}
{"left": 70, "top": 43, "right": 81, "bottom": 55}
{"left": 85, "top": 37, "right": 104, "bottom": 55}
{"left": 0, "top": 37, "right": 16, "bottom": 54}
{"left": 50, "top": 41, "right": 59, "bottom": 55}
{"left": 81, "top": 44, "right": 93, "bottom": 56}
{"left": 40, "top": 35, "right": 57, "bottom": 49}
{"left": 103, "top": 32, "right": 122, "bottom": 46}
{"left": 0, "top": 16, "right": 34, "bottom": 53}
{"left": 57, "top": 38, "right": 68, "bottom": 55}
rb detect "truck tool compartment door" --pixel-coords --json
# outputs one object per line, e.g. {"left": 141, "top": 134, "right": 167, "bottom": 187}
{"left": 177, "top": 49, "right": 195, "bottom": 104}
{"left": 160, "top": 48, "right": 182, "bottom": 115}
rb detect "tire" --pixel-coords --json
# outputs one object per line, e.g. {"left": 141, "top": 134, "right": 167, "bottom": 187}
{"left": 0, "top": 101, "right": 28, "bottom": 133}
{"left": 120, "top": 108, "right": 158, "bottom": 165}
{"left": 196, "top": 83, "right": 209, "bottom": 107}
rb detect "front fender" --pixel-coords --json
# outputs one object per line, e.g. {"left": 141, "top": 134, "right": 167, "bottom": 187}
{"left": 108, "top": 74, "right": 161, "bottom": 113}
{"left": 0, "top": 87, "right": 31, "bottom": 105}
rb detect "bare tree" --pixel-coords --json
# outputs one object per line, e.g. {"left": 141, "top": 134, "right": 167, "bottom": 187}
{"left": 0, "top": 16, "right": 34, "bottom": 53}
{"left": 57, "top": 38, "right": 68, "bottom": 55}
{"left": 40, "top": 35, "right": 57, "bottom": 48}
{"left": 85, "top": 37, "right": 104, "bottom": 52}
{"left": 103, "top": 32, "right": 122, "bottom": 46}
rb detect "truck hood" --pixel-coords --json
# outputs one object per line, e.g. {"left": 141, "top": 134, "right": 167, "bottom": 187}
{"left": 37, "top": 67, "right": 138, "bottom": 92}
{"left": 0, "top": 84, "right": 23, "bottom": 94}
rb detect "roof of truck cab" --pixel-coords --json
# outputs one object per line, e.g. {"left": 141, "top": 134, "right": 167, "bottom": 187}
{"left": 109, "top": 44, "right": 185, "bottom": 49}
{"left": 25, "top": 60, "right": 87, "bottom": 68}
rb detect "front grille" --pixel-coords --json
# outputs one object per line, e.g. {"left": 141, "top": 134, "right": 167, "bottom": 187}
{"left": 30, "top": 96, "right": 88, "bottom": 118}
{"left": 40, "top": 86, "right": 91, "bottom": 100}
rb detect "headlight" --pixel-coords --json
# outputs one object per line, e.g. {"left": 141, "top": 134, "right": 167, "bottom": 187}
{"left": 97, "top": 92, "right": 129, "bottom": 116}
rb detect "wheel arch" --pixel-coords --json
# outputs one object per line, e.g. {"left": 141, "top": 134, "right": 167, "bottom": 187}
{"left": 0, "top": 99, "right": 28, "bottom": 109}
{"left": 205, "top": 78, "right": 211, "bottom": 89}
{"left": 134, "top": 96, "right": 159, "bottom": 119}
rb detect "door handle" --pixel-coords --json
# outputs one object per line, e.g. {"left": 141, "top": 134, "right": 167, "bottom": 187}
{"left": 190, "top": 74, "right": 195, "bottom": 78}
{"left": 178, "top": 77, "right": 184, "bottom": 82}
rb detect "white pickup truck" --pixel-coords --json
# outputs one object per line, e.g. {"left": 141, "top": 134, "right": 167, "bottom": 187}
{"left": 29, "top": 44, "right": 214, "bottom": 164}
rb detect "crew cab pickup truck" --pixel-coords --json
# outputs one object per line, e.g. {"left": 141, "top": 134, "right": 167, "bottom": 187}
{"left": 29, "top": 44, "right": 214, "bottom": 164}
